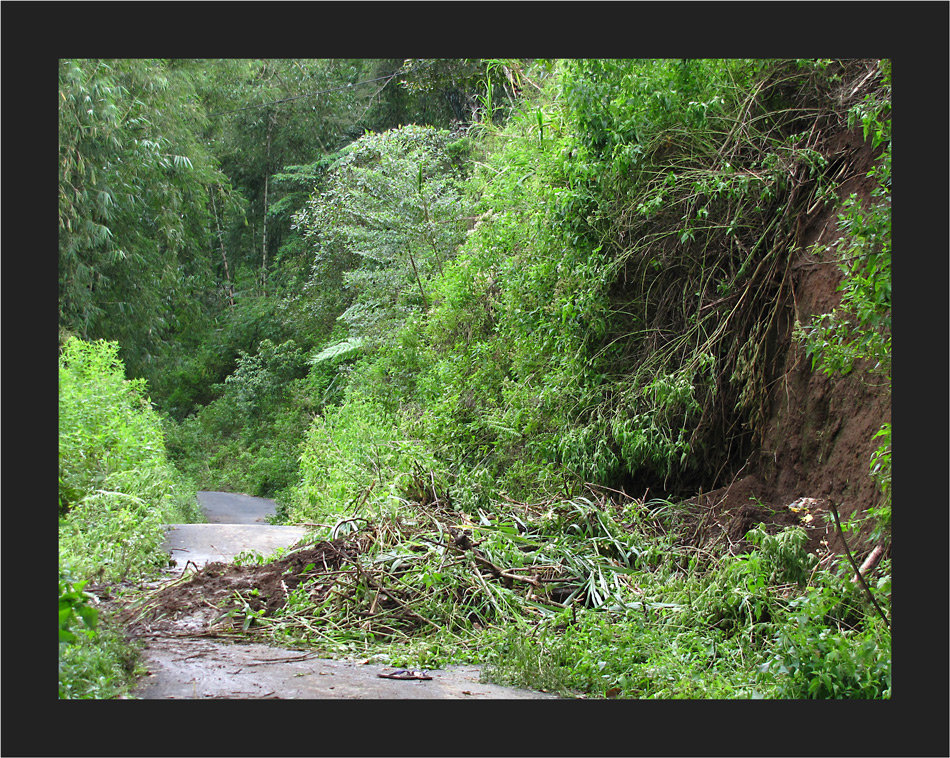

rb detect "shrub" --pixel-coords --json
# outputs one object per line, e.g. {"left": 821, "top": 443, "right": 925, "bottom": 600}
{"left": 759, "top": 568, "right": 891, "bottom": 698}
{"left": 59, "top": 337, "right": 199, "bottom": 582}
{"left": 287, "top": 390, "right": 439, "bottom": 524}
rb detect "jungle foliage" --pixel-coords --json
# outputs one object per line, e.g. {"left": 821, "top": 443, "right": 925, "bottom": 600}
{"left": 283, "top": 59, "right": 892, "bottom": 517}
{"left": 58, "top": 337, "right": 200, "bottom": 698}
{"left": 59, "top": 337, "right": 200, "bottom": 581}
{"left": 265, "top": 60, "right": 890, "bottom": 699}
{"left": 58, "top": 58, "right": 891, "bottom": 700}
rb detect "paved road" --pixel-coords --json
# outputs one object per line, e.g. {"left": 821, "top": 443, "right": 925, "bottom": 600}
{"left": 163, "top": 491, "right": 307, "bottom": 570}
{"left": 197, "top": 490, "right": 279, "bottom": 524}
{"left": 134, "top": 638, "right": 554, "bottom": 699}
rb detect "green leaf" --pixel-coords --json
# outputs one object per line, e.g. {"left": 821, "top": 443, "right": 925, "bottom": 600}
{"left": 309, "top": 337, "right": 365, "bottom": 365}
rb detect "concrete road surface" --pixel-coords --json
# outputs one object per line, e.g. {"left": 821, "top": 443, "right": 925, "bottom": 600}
{"left": 163, "top": 491, "right": 308, "bottom": 570}
{"left": 163, "top": 523, "right": 309, "bottom": 569}
{"left": 197, "top": 490, "right": 280, "bottom": 524}
{"left": 135, "top": 638, "right": 556, "bottom": 699}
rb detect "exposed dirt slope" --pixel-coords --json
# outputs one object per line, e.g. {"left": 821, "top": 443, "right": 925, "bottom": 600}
{"left": 677, "top": 126, "right": 890, "bottom": 561}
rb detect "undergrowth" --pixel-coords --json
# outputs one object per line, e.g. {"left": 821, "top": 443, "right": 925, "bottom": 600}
{"left": 477, "top": 521, "right": 890, "bottom": 699}
{"left": 283, "top": 59, "right": 891, "bottom": 526}
{"left": 59, "top": 336, "right": 201, "bottom": 698}
{"left": 59, "top": 337, "right": 201, "bottom": 582}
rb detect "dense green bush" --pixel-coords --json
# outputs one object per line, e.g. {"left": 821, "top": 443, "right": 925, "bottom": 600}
{"left": 482, "top": 525, "right": 889, "bottom": 699}
{"left": 287, "top": 389, "right": 440, "bottom": 524}
{"left": 59, "top": 561, "right": 143, "bottom": 699}
{"left": 270, "top": 61, "right": 890, "bottom": 700}
{"left": 59, "top": 337, "right": 200, "bottom": 698}
{"left": 59, "top": 563, "right": 98, "bottom": 645}
{"left": 59, "top": 612, "right": 144, "bottom": 699}
{"left": 288, "top": 58, "right": 892, "bottom": 512}
{"left": 59, "top": 337, "right": 199, "bottom": 581}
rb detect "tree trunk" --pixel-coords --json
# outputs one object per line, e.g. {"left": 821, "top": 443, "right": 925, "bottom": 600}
{"left": 406, "top": 242, "right": 429, "bottom": 310}
{"left": 852, "top": 543, "right": 886, "bottom": 583}
{"left": 210, "top": 187, "right": 234, "bottom": 310}
{"left": 261, "top": 172, "right": 269, "bottom": 295}
{"left": 261, "top": 112, "right": 274, "bottom": 296}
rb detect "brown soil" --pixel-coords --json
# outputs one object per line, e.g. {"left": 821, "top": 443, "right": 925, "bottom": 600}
{"left": 669, "top": 119, "right": 890, "bottom": 567}
{"left": 123, "top": 533, "right": 374, "bottom": 636}
{"left": 592, "top": 64, "right": 894, "bottom": 573}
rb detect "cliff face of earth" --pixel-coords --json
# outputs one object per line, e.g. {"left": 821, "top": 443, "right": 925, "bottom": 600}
{"left": 684, "top": 125, "right": 890, "bottom": 559}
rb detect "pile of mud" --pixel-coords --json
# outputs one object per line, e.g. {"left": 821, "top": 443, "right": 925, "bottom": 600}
{"left": 676, "top": 474, "right": 833, "bottom": 556}
{"left": 124, "top": 533, "right": 373, "bottom": 634}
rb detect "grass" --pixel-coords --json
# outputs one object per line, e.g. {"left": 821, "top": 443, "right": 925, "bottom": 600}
{"left": 59, "top": 619, "right": 146, "bottom": 700}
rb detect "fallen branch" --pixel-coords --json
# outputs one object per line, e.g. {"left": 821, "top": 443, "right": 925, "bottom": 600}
{"left": 828, "top": 500, "right": 890, "bottom": 629}
{"left": 853, "top": 543, "right": 886, "bottom": 583}
{"left": 244, "top": 652, "right": 320, "bottom": 666}
{"left": 444, "top": 535, "right": 542, "bottom": 589}
{"left": 525, "top": 593, "right": 570, "bottom": 610}
{"left": 331, "top": 517, "right": 370, "bottom": 540}
{"left": 353, "top": 563, "right": 443, "bottom": 633}
{"left": 180, "top": 559, "right": 200, "bottom": 579}
{"left": 469, "top": 551, "right": 540, "bottom": 587}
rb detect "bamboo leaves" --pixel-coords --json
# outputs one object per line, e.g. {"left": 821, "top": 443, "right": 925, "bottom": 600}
{"left": 58, "top": 59, "right": 226, "bottom": 379}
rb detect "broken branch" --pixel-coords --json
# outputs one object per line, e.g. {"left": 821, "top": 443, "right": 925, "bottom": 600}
{"left": 828, "top": 500, "right": 890, "bottom": 629}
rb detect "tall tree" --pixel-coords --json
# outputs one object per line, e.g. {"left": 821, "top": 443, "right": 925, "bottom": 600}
{"left": 202, "top": 59, "right": 376, "bottom": 292}
{"left": 294, "top": 125, "right": 471, "bottom": 349}
{"left": 58, "top": 59, "right": 227, "bottom": 377}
